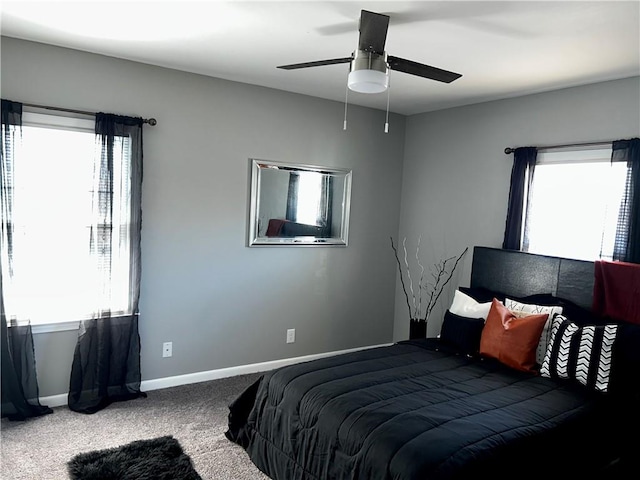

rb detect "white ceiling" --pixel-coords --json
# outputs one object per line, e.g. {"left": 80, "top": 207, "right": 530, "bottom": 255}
{"left": 1, "top": 1, "right": 639, "bottom": 115}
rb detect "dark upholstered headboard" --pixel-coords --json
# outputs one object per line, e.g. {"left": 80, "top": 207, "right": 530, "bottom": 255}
{"left": 470, "top": 246, "right": 595, "bottom": 311}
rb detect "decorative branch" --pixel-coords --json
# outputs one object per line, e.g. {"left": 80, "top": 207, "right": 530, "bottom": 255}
{"left": 402, "top": 238, "right": 417, "bottom": 315}
{"left": 391, "top": 237, "right": 468, "bottom": 324}
{"left": 425, "top": 247, "right": 468, "bottom": 321}
{"left": 416, "top": 235, "right": 425, "bottom": 320}
{"left": 425, "top": 258, "right": 449, "bottom": 319}
{"left": 390, "top": 237, "right": 412, "bottom": 317}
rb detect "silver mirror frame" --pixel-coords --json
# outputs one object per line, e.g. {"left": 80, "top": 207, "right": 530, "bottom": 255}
{"left": 248, "top": 159, "right": 352, "bottom": 246}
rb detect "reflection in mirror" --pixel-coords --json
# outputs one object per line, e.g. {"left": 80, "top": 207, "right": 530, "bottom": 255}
{"left": 248, "top": 159, "right": 352, "bottom": 246}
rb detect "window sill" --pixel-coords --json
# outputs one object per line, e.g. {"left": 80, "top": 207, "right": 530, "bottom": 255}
{"left": 31, "top": 321, "right": 80, "bottom": 335}
{"left": 11, "top": 312, "right": 137, "bottom": 334}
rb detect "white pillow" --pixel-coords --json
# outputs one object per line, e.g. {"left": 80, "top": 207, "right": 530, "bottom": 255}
{"left": 504, "top": 298, "right": 563, "bottom": 366}
{"left": 449, "top": 290, "right": 492, "bottom": 320}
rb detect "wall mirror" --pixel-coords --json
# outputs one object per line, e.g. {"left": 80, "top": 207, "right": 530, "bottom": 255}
{"left": 248, "top": 159, "right": 352, "bottom": 246}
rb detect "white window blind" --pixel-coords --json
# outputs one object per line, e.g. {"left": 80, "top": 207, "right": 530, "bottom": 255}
{"left": 3, "top": 112, "right": 132, "bottom": 325}
{"left": 523, "top": 147, "right": 628, "bottom": 261}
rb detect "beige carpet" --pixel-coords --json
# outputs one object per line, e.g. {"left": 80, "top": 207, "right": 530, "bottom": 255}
{"left": 0, "top": 373, "right": 270, "bottom": 480}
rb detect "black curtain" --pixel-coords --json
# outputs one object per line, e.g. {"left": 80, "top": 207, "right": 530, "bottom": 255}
{"left": 68, "top": 113, "right": 145, "bottom": 414}
{"left": 318, "top": 175, "right": 333, "bottom": 237}
{"left": 285, "top": 172, "right": 299, "bottom": 222}
{"left": 1, "top": 99, "right": 53, "bottom": 421}
{"left": 502, "top": 146, "right": 537, "bottom": 250}
{"left": 1, "top": 306, "right": 53, "bottom": 420}
{"left": 612, "top": 138, "right": 640, "bottom": 263}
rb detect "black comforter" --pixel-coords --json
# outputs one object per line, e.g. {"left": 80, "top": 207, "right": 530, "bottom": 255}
{"left": 226, "top": 339, "right": 625, "bottom": 480}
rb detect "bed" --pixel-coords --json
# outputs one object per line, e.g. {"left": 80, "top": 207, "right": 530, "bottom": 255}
{"left": 225, "top": 246, "right": 640, "bottom": 479}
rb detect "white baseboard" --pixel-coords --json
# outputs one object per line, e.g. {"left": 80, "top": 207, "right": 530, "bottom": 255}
{"left": 40, "top": 342, "right": 392, "bottom": 408}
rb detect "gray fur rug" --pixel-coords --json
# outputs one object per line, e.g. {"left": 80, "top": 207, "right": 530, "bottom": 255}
{"left": 67, "top": 435, "right": 201, "bottom": 480}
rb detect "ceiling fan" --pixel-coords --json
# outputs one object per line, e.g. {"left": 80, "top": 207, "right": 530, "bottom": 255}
{"left": 277, "top": 9, "right": 462, "bottom": 94}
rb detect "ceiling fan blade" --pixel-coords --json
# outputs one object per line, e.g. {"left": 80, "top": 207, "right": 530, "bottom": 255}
{"left": 277, "top": 57, "right": 352, "bottom": 70}
{"left": 387, "top": 56, "right": 462, "bottom": 83}
{"left": 358, "top": 10, "right": 389, "bottom": 54}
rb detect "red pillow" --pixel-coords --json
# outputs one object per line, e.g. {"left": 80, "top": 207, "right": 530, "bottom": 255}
{"left": 480, "top": 298, "right": 548, "bottom": 373}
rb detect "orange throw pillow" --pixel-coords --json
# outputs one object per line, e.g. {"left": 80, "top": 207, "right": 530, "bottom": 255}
{"left": 480, "top": 298, "right": 548, "bottom": 373}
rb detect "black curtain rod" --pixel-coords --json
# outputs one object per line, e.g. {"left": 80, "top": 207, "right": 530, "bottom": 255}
{"left": 22, "top": 102, "right": 157, "bottom": 126}
{"left": 504, "top": 140, "right": 613, "bottom": 155}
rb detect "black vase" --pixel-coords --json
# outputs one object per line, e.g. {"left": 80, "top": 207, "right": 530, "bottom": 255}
{"left": 409, "top": 319, "right": 427, "bottom": 340}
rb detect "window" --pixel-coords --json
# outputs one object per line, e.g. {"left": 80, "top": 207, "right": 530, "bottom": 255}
{"left": 2, "top": 112, "right": 132, "bottom": 326}
{"left": 522, "top": 147, "right": 628, "bottom": 261}
{"left": 295, "top": 171, "right": 323, "bottom": 225}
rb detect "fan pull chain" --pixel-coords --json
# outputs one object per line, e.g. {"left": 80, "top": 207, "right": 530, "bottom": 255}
{"left": 343, "top": 76, "right": 349, "bottom": 131}
{"left": 384, "top": 75, "right": 391, "bottom": 133}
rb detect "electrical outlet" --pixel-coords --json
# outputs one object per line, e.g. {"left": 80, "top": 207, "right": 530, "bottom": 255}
{"left": 286, "top": 329, "right": 295, "bottom": 344}
{"left": 162, "top": 342, "right": 172, "bottom": 358}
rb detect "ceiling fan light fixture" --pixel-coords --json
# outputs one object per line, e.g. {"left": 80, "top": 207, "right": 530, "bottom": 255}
{"left": 348, "top": 69, "right": 389, "bottom": 94}
{"left": 347, "top": 50, "right": 389, "bottom": 94}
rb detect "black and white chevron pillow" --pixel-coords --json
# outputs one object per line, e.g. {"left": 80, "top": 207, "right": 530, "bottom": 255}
{"left": 540, "top": 314, "right": 618, "bottom": 393}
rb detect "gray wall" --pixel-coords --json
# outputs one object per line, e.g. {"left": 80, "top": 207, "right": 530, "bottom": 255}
{"left": 393, "top": 76, "right": 640, "bottom": 341}
{"left": 0, "top": 37, "right": 406, "bottom": 397}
